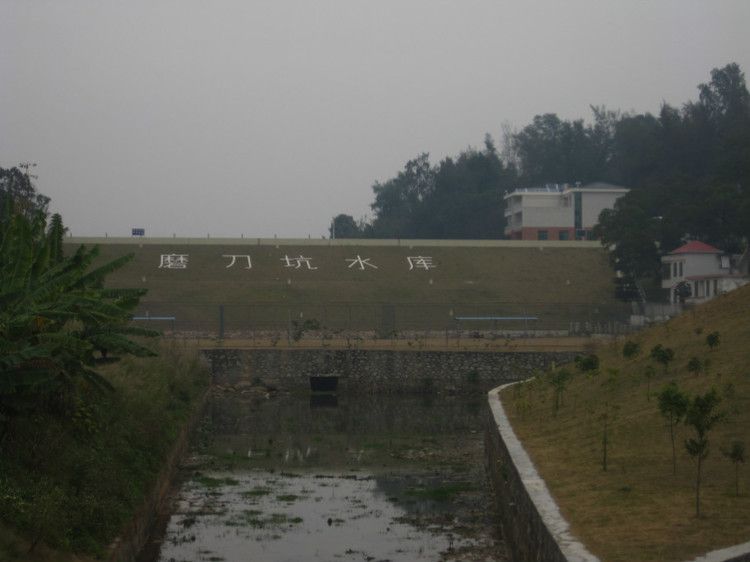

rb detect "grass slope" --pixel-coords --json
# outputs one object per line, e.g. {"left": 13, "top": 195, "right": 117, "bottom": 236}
{"left": 69, "top": 240, "right": 624, "bottom": 332}
{"left": 502, "top": 284, "right": 750, "bottom": 562}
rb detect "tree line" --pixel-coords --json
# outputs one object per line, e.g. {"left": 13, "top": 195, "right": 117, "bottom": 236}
{"left": 331, "top": 63, "right": 750, "bottom": 280}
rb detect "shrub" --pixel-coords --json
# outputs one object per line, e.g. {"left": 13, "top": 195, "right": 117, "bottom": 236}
{"left": 622, "top": 340, "right": 640, "bottom": 360}
{"left": 574, "top": 354, "right": 600, "bottom": 373}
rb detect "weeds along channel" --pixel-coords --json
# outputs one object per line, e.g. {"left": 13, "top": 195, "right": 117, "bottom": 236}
{"left": 0, "top": 341, "right": 210, "bottom": 561}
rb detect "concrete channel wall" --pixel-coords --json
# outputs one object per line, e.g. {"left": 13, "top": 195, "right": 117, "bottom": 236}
{"left": 485, "top": 384, "right": 599, "bottom": 562}
{"left": 202, "top": 348, "right": 579, "bottom": 393}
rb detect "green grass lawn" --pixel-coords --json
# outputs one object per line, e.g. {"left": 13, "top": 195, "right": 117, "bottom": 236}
{"left": 502, "top": 284, "right": 750, "bottom": 562}
{"left": 68, "top": 239, "right": 625, "bottom": 334}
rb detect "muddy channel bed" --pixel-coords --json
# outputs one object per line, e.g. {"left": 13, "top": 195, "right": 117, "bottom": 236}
{"left": 139, "top": 390, "right": 508, "bottom": 562}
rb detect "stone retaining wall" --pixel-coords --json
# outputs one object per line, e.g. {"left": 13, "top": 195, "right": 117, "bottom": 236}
{"left": 485, "top": 384, "right": 599, "bottom": 562}
{"left": 202, "top": 348, "right": 579, "bottom": 393}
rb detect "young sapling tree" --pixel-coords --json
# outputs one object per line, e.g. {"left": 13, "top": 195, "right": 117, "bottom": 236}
{"left": 705, "top": 331, "right": 720, "bottom": 351}
{"left": 722, "top": 441, "right": 745, "bottom": 496}
{"left": 644, "top": 365, "right": 656, "bottom": 401}
{"left": 687, "top": 357, "right": 703, "bottom": 377}
{"left": 657, "top": 382, "right": 689, "bottom": 475}
{"left": 650, "top": 344, "right": 675, "bottom": 375}
{"left": 684, "top": 389, "right": 724, "bottom": 517}
{"left": 599, "top": 369, "right": 620, "bottom": 472}
{"left": 549, "top": 368, "right": 573, "bottom": 414}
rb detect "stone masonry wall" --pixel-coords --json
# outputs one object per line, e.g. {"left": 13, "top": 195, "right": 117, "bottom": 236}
{"left": 485, "top": 385, "right": 599, "bottom": 562}
{"left": 202, "top": 348, "right": 578, "bottom": 393}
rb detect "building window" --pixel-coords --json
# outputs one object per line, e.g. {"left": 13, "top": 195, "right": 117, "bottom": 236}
{"left": 662, "top": 263, "right": 671, "bottom": 280}
{"left": 679, "top": 261, "right": 683, "bottom": 277}
{"left": 538, "top": 230, "right": 548, "bottom": 241}
{"left": 673, "top": 262, "right": 678, "bottom": 278}
{"left": 558, "top": 230, "right": 569, "bottom": 241}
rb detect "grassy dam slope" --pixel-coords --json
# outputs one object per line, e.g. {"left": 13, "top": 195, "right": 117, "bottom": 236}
{"left": 502, "top": 283, "right": 750, "bottom": 562}
{"left": 66, "top": 237, "right": 625, "bottom": 335}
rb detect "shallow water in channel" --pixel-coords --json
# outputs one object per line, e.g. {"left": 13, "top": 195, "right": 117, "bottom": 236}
{"left": 143, "top": 392, "right": 506, "bottom": 562}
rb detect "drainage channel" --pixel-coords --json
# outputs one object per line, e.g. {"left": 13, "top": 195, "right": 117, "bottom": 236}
{"left": 139, "top": 389, "right": 507, "bottom": 562}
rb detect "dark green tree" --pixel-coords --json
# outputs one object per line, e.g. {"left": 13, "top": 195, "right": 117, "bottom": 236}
{"left": 0, "top": 165, "right": 50, "bottom": 221}
{"left": 705, "top": 331, "right": 720, "bottom": 351}
{"left": 513, "top": 111, "right": 614, "bottom": 186}
{"left": 328, "top": 214, "right": 363, "bottom": 239}
{"left": 414, "top": 139, "right": 513, "bottom": 239}
{"left": 369, "top": 153, "right": 434, "bottom": 238}
{"left": 608, "top": 113, "right": 662, "bottom": 186}
{"left": 594, "top": 197, "right": 661, "bottom": 280}
{"left": 574, "top": 353, "right": 600, "bottom": 373}
{"left": 595, "top": 63, "right": 750, "bottom": 274}
{"left": 622, "top": 340, "right": 640, "bottom": 360}
{"left": 364, "top": 140, "right": 516, "bottom": 239}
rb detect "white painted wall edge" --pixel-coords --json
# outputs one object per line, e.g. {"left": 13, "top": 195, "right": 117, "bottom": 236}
{"left": 488, "top": 383, "right": 600, "bottom": 562}
{"left": 684, "top": 541, "right": 750, "bottom": 562}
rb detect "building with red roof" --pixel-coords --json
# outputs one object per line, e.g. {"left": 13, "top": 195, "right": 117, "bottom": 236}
{"left": 662, "top": 241, "right": 749, "bottom": 304}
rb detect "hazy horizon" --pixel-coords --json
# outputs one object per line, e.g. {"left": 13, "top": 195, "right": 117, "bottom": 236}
{"left": 2, "top": 1, "right": 750, "bottom": 238}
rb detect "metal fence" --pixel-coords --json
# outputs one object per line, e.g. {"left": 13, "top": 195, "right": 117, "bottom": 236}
{"left": 131, "top": 301, "right": 635, "bottom": 339}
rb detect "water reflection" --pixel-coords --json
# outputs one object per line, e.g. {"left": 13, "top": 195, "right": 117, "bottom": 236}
{"left": 148, "top": 391, "right": 505, "bottom": 562}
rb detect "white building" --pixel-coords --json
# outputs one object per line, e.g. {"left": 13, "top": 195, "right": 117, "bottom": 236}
{"left": 504, "top": 182, "right": 629, "bottom": 241}
{"left": 661, "top": 241, "right": 749, "bottom": 304}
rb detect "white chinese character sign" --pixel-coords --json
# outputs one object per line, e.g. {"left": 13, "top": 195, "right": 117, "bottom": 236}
{"left": 223, "top": 254, "right": 252, "bottom": 269}
{"left": 151, "top": 251, "right": 445, "bottom": 272}
{"left": 281, "top": 255, "right": 318, "bottom": 270}
{"left": 406, "top": 256, "right": 436, "bottom": 270}
{"left": 346, "top": 255, "right": 378, "bottom": 270}
{"left": 159, "top": 254, "right": 189, "bottom": 269}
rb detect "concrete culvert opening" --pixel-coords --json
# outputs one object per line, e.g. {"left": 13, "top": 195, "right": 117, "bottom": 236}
{"left": 309, "top": 375, "right": 339, "bottom": 393}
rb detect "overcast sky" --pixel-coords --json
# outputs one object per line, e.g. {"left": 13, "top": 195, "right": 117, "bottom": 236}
{"left": 2, "top": 1, "right": 749, "bottom": 238}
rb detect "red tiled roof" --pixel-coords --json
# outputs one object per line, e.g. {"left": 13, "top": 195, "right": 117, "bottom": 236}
{"left": 669, "top": 241, "right": 722, "bottom": 255}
